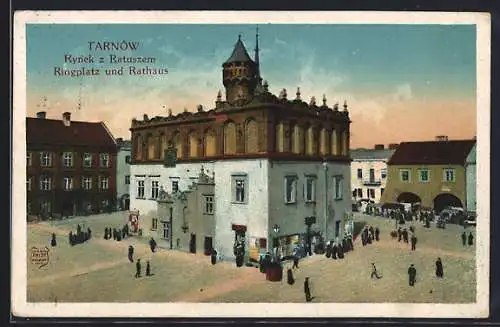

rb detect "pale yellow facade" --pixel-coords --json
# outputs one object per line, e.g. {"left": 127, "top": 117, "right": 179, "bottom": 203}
{"left": 380, "top": 164, "right": 466, "bottom": 210}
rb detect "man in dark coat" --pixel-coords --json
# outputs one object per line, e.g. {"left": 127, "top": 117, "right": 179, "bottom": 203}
{"left": 146, "top": 261, "right": 152, "bottom": 276}
{"left": 410, "top": 234, "right": 417, "bottom": 251}
{"left": 113, "top": 229, "right": 117, "bottom": 240}
{"left": 51, "top": 233, "right": 57, "bottom": 247}
{"left": 104, "top": 228, "right": 108, "bottom": 240}
{"left": 337, "top": 244, "right": 344, "bottom": 259}
{"left": 128, "top": 245, "right": 134, "bottom": 263}
{"left": 149, "top": 237, "right": 157, "bottom": 253}
{"left": 408, "top": 264, "right": 417, "bottom": 286}
{"left": 375, "top": 227, "right": 380, "bottom": 241}
{"left": 325, "top": 243, "right": 332, "bottom": 258}
{"left": 468, "top": 232, "right": 474, "bottom": 246}
{"left": 331, "top": 243, "right": 337, "bottom": 260}
{"left": 287, "top": 268, "right": 295, "bottom": 285}
{"left": 304, "top": 277, "right": 312, "bottom": 302}
{"left": 461, "top": 232, "right": 467, "bottom": 246}
{"left": 397, "top": 227, "right": 402, "bottom": 242}
{"left": 293, "top": 252, "right": 300, "bottom": 268}
{"left": 69, "top": 231, "right": 74, "bottom": 246}
{"left": 435, "top": 257, "right": 444, "bottom": 278}
{"left": 211, "top": 249, "right": 218, "bottom": 265}
{"left": 135, "top": 259, "right": 141, "bottom": 278}
{"left": 403, "top": 229, "right": 409, "bottom": 243}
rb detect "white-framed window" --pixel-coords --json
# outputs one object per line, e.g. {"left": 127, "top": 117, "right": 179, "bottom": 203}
{"left": 40, "top": 176, "right": 51, "bottom": 191}
{"left": 82, "top": 177, "right": 92, "bottom": 190}
{"left": 63, "top": 177, "right": 73, "bottom": 191}
{"left": 356, "top": 168, "right": 362, "bottom": 179}
{"left": 40, "top": 152, "right": 52, "bottom": 167}
{"left": 204, "top": 195, "right": 215, "bottom": 214}
{"left": 151, "top": 180, "right": 160, "bottom": 199}
{"left": 26, "top": 176, "right": 32, "bottom": 191}
{"left": 151, "top": 218, "right": 158, "bottom": 231}
{"left": 137, "top": 179, "right": 145, "bottom": 198}
{"left": 125, "top": 175, "right": 130, "bottom": 185}
{"left": 172, "top": 180, "right": 179, "bottom": 193}
{"left": 99, "top": 176, "right": 109, "bottom": 190}
{"left": 62, "top": 152, "right": 73, "bottom": 167}
{"left": 333, "top": 175, "right": 343, "bottom": 200}
{"left": 443, "top": 168, "right": 456, "bottom": 183}
{"left": 284, "top": 175, "right": 298, "bottom": 204}
{"left": 232, "top": 174, "right": 248, "bottom": 204}
{"left": 27, "top": 152, "right": 32, "bottom": 166}
{"left": 381, "top": 168, "right": 387, "bottom": 179}
{"left": 100, "top": 153, "right": 109, "bottom": 168}
{"left": 399, "top": 169, "right": 411, "bottom": 182}
{"left": 418, "top": 169, "right": 430, "bottom": 182}
{"left": 304, "top": 176, "right": 316, "bottom": 202}
{"left": 83, "top": 153, "right": 93, "bottom": 168}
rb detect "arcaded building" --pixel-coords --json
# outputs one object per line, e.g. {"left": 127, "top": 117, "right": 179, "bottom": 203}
{"left": 129, "top": 34, "right": 352, "bottom": 261}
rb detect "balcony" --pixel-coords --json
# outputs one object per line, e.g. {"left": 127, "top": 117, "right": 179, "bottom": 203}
{"left": 362, "top": 179, "right": 382, "bottom": 186}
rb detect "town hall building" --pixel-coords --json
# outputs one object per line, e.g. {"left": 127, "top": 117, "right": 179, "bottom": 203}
{"left": 129, "top": 33, "right": 352, "bottom": 262}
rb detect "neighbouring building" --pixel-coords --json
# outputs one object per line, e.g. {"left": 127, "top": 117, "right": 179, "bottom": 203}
{"left": 129, "top": 33, "right": 352, "bottom": 262}
{"left": 465, "top": 142, "right": 476, "bottom": 213}
{"left": 350, "top": 144, "right": 396, "bottom": 210}
{"left": 26, "top": 111, "right": 118, "bottom": 219}
{"left": 116, "top": 138, "right": 132, "bottom": 210}
{"left": 380, "top": 136, "right": 476, "bottom": 213}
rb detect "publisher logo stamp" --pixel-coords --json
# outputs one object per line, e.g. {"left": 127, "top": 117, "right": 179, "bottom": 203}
{"left": 30, "top": 247, "right": 50, "bottom": 269}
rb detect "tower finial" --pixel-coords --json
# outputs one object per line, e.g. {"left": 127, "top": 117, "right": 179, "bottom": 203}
{"left": 255, "top": 26, "right": 262, "bottom": 86}
{"left": 238, "top": 34, "right": 242, "bottom": 40}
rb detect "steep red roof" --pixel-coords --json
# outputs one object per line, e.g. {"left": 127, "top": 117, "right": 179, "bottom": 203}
{"left": 26, "top": 117, "right": 117, "bottom": 148}
{"left": 387, "top": 140, "right": 475, "bottom": 165}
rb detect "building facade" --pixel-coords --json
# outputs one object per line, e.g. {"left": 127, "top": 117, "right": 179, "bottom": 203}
{"left": 26, "top": 112, "right": 118, "bottom": 219}
{"left": 465, "top": 142, "right": 476, "bottom": 213}
{"left": 130, "top": 34, "right": 352, "bottom": 261}
{"left": 380, "top": 138, "right": 476, "bottom": 213}
{"left": 350, "top": 144, "right": 396, "bottom": 208}
{"left": 116, "top": 138, "right": 132, "bottom": 210}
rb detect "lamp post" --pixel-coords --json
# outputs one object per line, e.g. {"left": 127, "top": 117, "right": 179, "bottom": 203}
{"left": 322, "top": 161, "right": 328, "bottom": 241}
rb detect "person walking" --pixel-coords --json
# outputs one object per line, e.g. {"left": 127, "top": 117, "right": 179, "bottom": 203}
{"left": 408, "top": 264, "right": 417, "bottom": 286}
{"left": 397, "top": 227, "right": 402, "bottom": 242}
{"left": 211, "top": 249, "right": 218, "bottom": 265}
{"left": 149, "top": 237, "right": 157, "bottom": 253}
{"left": 304, "top": 277, "right": 312, "bottom": 302}
{"left": 403, "top": 229, "right": 409, "bottom": 243}
{"left": 375, "top": 227, "right": 380, "bottom": 241}
{"left": 287, "top": 268, "right": 295, "bottom": 285}
{"left": 128, "top": 245, "right": 134, "bottom": 263}
{"left": 468, "top": 232, "right": 474, "bottom": 246}
{"left": 50, "top": 233, "right": 57, "bottom": 247}
{"left": 410, "top": 234, "right": 417, "bottom": 251}
{"left": 435, "top": 257, "right": 444, "bottom": 279}
{"left": 461, "top": 232, "right": 467, "bottom": 246}
{"left": 146, "top": 260, "right": 152, "bottom": 276}
{"left": 292, "top": 249, "right": 300, "bottom": 268}
{"left": 135, "top": 259, "right": 141, "bottom": 278}
{"left": 371, "top": 263, "right": 382, "bottom": 279}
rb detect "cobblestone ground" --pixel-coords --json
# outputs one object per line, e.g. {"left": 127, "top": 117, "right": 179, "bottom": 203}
{"left": 27, "top": 212, "right": 476, "bottom": 303}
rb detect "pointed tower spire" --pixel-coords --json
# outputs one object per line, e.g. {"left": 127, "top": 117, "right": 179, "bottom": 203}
{"left": 254, "top": 26, "right": 261, "bottom": 82}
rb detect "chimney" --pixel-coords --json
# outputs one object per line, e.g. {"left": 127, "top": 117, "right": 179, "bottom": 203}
{"left": 435, "top": 135, "right": 448, "bottom": 142}
{"left": 374, "top": 144, "right": 385, "bottom": 150}
{"left": 388, "top": 143, "right": 399, "bottom": 150}
{"left": 62, "top": 112, "right": 71, "bottom": 127}
{"left": 36, "top": 111, "right": 46, "bottom": 119}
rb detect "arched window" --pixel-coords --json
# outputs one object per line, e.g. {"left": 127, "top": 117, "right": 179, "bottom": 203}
{"left": 319, "top": 128, "right": 328, "bottom": 156}
{"left": 147, "top": 134, "right": 156, "bottom": 160}
{"left": 291, "top": 124, "right": 303, "bottom": 154}
{"left": 306, "top": 126, "right": 314, "bottom": 155}
{"left": 188, "top": 131, "right": 198, "bottom": 158}
{"left": 276, "top": 122, "right": 284, "bottom": 152}
{"left": 204, "top": 129, "right": 216, "bottom": 157}
{"left": 245, "top": 119, "right": 259, "bottom": 153}
{"left": 331, "top": 129, "right": 338, "bottom": 155}
{"left": 172, "top": 132, "right": 183, "bottom": 159}
{"left": 134, "top": 134, "right": 143, "bottom": 160}
{"left": 224, "top": 122, "right": 237, "bottom": 154}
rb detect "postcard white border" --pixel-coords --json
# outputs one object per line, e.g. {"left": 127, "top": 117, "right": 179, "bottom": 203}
{"left": 12, "top": 10, "right": 491, "bottom": 318}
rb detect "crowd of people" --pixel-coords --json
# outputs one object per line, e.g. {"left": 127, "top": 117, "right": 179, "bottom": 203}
{"left": 68, "top": 224, "right": 92, "bottom": 246}
{"left": 103, "top": 224, "right": 130, "bottom": 241}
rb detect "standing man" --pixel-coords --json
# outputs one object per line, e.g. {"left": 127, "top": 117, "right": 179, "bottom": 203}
{"left": 375, "top": 227, "right": 380, "bottom": 241}
{"left": 146, "top": 261, "right": 152, "bottom": 276}
{"left": 135, "top": 259, "right": 142, "bottom": 278}
{"left": 468, "top": 232, "right": 474, "bottom": 246}
{"left": 410, "top": 234, "right": 417, "bottom": 251}
{"left": 292, "top": 249, "right": 300, "bottom": 269}
{"left": 304, "top": 277, "right": 312, "bottom": 302}
{"left": 408, "top": 264, "right": 417, "bottom": 287}
{"left": 149, "top": 237, "right": 157, "bottom": 253}
{"left": 461, "top": 232, "right": 467, "bottom": 246}
{"left": 128, "top": 245, "right": 134, "bottom": 263}
{"left": 435, "top": 257, "right": 444, "bottom": 278}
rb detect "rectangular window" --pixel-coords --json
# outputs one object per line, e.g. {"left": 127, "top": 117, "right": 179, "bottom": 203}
{"left": 40, "top": 176, "right": 51, "bottom": 191}
{"left": 399, "top": 169, "right": 411, "bottom": 182}
{"left": 284, "top": 175, "right": 297, "bottom": 204}
{"left": 333, "top": 175, "right": 343, "bottom": 200}
{"left": 369, "top": 188, "right": 375, "bottom": 199}
{"left": 418, "top": 169, "right": 430, "bottom": 182}
{"left": 27, "top": 152, "right": 32, "bottom": 166}
{"left": 172, "top": 180, "right": 179, "bottom": 193}
{"left": 125, "top": 155, "right": 131, "bottom": 164}
{"left": 137, "top": 179, "right": 145, "bottom": 198}
{"left": 443, "top": 168, "right": 456, "bottom": 183}
{"left": 357, "top": 168, "right": 363, "bottom": 179}
{"left": 304, "top": 176, "right": 316, "bottom": 202}
{"left": 82, "top": 177, "right": 92, "bottom": 190}
{"left": 125, "top": 175, "right": 130, "bottom": 185}
{"left": 63, "top": 177, "right": 73, "bottom": 191}
{"left": 83, "top": 153, "right": 93, "bottom": 168}
{"left": 40, "top": 152, "right": 52, "bottom": 167}
{"left": 357, "top": 188, "right": 363, "bottom": 198}
{"left": 100, "top": 153, "right": 109, "bottom": 168}
{"left": 151, "top": 218, "right": 158, "bottom": 231}
{"left": 369, "top": 168, "right": 375, "bottom": 181}
{"left": 232, "top": 175, "right": 247, "bottom": 204}
{"left": 151, "top": 180, "right": 159, "bottom": 199}
{"left": 204, "top": 195, "right": 215, "bottom": 214}
{"left": 62, "top": 152, "right": 73, "bottom": 168}
{"left": 381, "top": 168, "right": 387, "bottom": 179}
{"left": 99, "top": 176, "right": 109, "bottom": 190}
{"left": 26, "top": 176, "right": 32, "bottom": 191}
